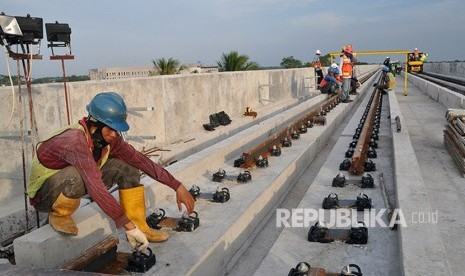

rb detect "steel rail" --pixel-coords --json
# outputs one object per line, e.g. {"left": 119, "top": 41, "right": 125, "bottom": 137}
{"left": 240, "top": 69, "right": 379, "bottom": 169}
{"left": 349, "top": 77, "right": 383, "bottom": 174}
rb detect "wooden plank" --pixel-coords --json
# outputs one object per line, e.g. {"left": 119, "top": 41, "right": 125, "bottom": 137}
{"left": 61, "top": 236, "right": 119, "bottom": 271}
{"left": 455, "top": 118, "right": 465, "bottom": 135}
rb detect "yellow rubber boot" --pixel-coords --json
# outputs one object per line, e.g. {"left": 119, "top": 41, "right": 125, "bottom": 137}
{"left": 119, "top": 186, "right": 169, "bottom": 242}
{"left": 48, "top": 193, "right": 80, "bottom": 236}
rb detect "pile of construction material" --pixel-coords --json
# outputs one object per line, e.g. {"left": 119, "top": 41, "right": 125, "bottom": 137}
{"left": 444, "top": 108, "right": 465, "bottom": 176}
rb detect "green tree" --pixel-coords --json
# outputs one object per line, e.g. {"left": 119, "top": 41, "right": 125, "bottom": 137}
{"left": 151, "top": 57, "right": 180, "bottom": 75}
{"left": 319, "top": 54, "right": 331, "bottom": 67}
{"left": 217, "top": 51, "right": 259, "bottom": 71}
{"left": 280, "top": 56, "right": 303, "bottom": 69}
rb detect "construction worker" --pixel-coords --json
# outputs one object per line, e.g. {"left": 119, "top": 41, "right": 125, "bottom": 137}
{"left": 374, "top": 66, "right": 396, "bottom": 94}
{"left": 27, "top": 92, "right": 195, "bottom": 251}
{"left": 319, "top": 63, "right": 341, "bottom": 95}
{"left": 312, "top": 49, "right": 324, "bottom": 88}
{"left": 420, "top": 53, "right": 428, "bottom": 62}
{"left": 383, "top": 57, "right": 390, "bottom": 67}
{"left": 338, "top": 44, "right": 354, "bottom": 103}
{"left": 414, "top": 48, "right": 420, "bottom": 61}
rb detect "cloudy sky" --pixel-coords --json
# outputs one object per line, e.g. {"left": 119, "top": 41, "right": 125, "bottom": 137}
{"left": 1, "top": 0, "right": 464, "bottom": 77}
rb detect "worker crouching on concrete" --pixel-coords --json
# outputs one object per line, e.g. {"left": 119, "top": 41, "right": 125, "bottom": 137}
{"left": 374, "top": 66, "right": 396, "bottom": 94}
{"left": 319, "top": 63, "right": 341, "bottom": 96}
{"left": 27, "top": 92, "right": 195, "bottom": 251}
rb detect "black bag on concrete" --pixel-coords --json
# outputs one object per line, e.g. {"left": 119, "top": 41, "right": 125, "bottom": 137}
{"left": 203, "top": 123, "right": 215, "bottom": 131}
{"left": 217, "top": 111, "right": 232, "bottom": 126}
{"left": 209, "top": 113, "right": 221, "bottom": 127}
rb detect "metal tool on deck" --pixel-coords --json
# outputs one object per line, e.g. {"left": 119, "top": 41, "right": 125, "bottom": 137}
{"left": 287, "top": 262, "right": 363, "bottom": 276}
{"left": 308, "top": 221, "right": 368, "bottom": 244}
{"left": 332, "top": 173, "right": 374, "bottom": 188}
{"left": 146, "top": 209, "right": 200, "bottom": 232}
{"left": 189, "top": 185, "right": 230, "bottom": 203}
{"left": 322, "top": 193, "right": 372, "bottom": 211}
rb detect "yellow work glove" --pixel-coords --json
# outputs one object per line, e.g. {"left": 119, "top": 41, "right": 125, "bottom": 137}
{"left": 125, "top": 226, "right": 149, "bottom": 251}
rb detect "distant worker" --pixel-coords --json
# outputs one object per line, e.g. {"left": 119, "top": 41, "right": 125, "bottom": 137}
{"left": 390, "top": 62, "right": 396, "bottom": 76}
{"left": 27, "top": 92, "right": 195, "bottom": 251}
{"left": 374, "top": 66, "right": 396, "bottom": 94}
{"left": 338, "top": 44, "right": 354, "bottom": 103}
{"left": 313, "top": 49, "right": 324, "bottom": 88}
{"left": 414, "top": 48, "right": 420, "bottom": 61}
{"left": 420, "top": 53, "right": 428, "bottom": 62}
{"left": 319, "top": 63, "right": 341, "bottom": 95}
{"left": 383, "top": 56, "right": 390, "bottom": 67}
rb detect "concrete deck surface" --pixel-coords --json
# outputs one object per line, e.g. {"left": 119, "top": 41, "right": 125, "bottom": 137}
{"left": 3, "top": 70, "right": 465, "bottom": 276}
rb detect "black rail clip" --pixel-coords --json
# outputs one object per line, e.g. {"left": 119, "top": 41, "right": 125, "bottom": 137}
{"left": 212, "top": 169, "right": 226, "bottom": 182}
{"left": 291, "top": 130, "right": 300, "bottom": 140}
{"left": 146, "top": 209, "right": 166, "bottom": 230}
{"left": 233, "top": 155, "right": 245, "bottom": 167}
{"left": 126, "top": 248, "right": 156, "bottom": 273}
{"left": 282, "top": 137, "right": 292, "bottom": 147}
{"left": 288, "top": 261, "right": 311, "bottom": 276}
{"left": 237, "top": 170, "right": 252, "bottom": 183}
{"left": 355, "top": 193, "right": 372, "bottom": 211}
{"left": 361, "top": 173, "right": 374, "bottom": 188}
{"left": 367, "top": 147, "right": 377, "bottom": 158}
{"left": 322, "top": 193, "right": 339, "bottom": 209}
{"left": 256, "top": 156, "right": 269, "bottom": 168}
{"left": 332, "top": 172, "right": 346, "bottom": 187}
{"left": 347, "top": 222, "right": 368, "bottom": 244}
{"left": 341, "top": 264, "right": 363, "bottom": 276}
{"left": 189, "top": 185, "right": 201, "bottom": 200}
{"left": 177, "top": 212, "right": 200, "bottom": 232}
{"left": 270, "top": 145, "right": 281, "bottom": 156}
{"left": 364, "top": 160, "right": 376, "bottom": 172}
{"left": 212, "top": 187, "right": 230, "bottom": 203}
{"left": 339, "top": 159, "right": 352, "bottom": 171}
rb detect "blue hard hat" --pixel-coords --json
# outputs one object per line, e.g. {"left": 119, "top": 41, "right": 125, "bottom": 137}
{"left": 328, "top": 67, "right": 339, "bottom": 74}
{"left": 86, "top": 92, "right": 129, "bottom": 131}
{"left": 382, "top": 66, "right": 390, "bottom": 72}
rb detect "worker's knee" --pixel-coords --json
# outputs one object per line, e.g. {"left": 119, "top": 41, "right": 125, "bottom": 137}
{"left": 101, "top": 158, "right": 140, "bottom": 189}
{"left": 60, "top": 166, "right": 86, "bottom": 198}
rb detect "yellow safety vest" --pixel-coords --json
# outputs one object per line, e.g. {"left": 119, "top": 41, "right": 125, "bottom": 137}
{"left": 27, "top": 123, "right": 110, "bottom": 198}
{"left": 387, "top": 72, "right": 396, "bottom": 91}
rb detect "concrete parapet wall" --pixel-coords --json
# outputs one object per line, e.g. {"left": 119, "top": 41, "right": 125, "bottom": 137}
{"left": 406, "top": 73, "right": 465, "bottom": 109}
{"left": 423, "top": 62, "right": 465, "bottom": 79}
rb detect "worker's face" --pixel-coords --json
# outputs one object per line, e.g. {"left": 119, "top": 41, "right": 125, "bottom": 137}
{"left": 101, "top": 126, "right": 119, "bottom": 143}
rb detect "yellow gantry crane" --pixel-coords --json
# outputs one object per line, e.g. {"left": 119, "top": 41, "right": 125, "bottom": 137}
{"left": 329, "top": 50, "right": 410, "bottom": 96}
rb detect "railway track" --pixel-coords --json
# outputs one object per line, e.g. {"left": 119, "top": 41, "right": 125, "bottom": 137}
{"left": 411, "top": 71, "right": 465, "bottom": 95}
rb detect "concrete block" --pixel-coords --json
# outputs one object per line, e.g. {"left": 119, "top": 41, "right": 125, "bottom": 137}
{"left": 388, "top": 90, "right": 450, "bottom": 275}
{"left": 14, "top": 202, "right": 115, "bottom": 268}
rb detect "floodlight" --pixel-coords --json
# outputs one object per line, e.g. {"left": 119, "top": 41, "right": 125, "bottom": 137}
{"left": 8, "top": 14, "right": 43, "bottom": 45}
{"left": 0, "top": 14, "right": 23, "bottom": 36}
{"left": 46, "top": 21, "right": 72, "bottom": 55}
{"left": 45, "top": 21, "right": 71, "bottom": 43}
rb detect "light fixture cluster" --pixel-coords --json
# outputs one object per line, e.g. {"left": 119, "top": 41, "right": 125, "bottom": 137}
{"left": 0, "top": 12, "right": 71, "bottom": 55}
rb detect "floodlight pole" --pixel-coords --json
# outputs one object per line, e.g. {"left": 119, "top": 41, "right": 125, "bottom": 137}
{"left": 9, "top": 52, "right": 42, "bottom": 231}
{"left": 10, "top": 52, "right": 41, "bottom": 147}
{"left": 50, "top": 55, "right": 74, "bottom": 125}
